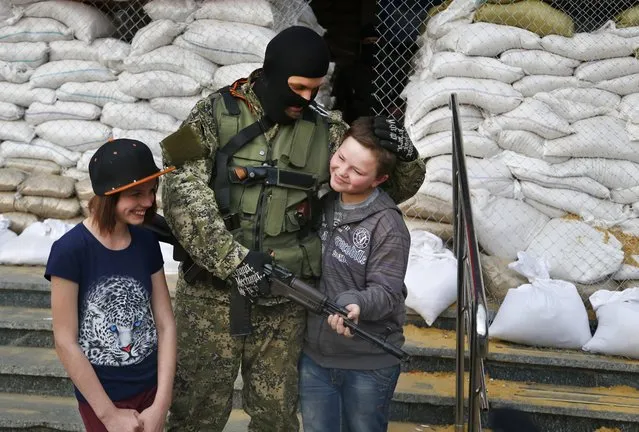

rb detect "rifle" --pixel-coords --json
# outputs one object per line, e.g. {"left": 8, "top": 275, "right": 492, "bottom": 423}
{"left": 264, "top": 263, "right": 410, "bottom": 361}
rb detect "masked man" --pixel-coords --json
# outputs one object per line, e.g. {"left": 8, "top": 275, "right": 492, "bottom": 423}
{"left": 160, "top": 26, "right": 425, "bottom": 431}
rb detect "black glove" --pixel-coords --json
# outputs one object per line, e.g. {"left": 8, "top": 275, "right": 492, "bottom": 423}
{"left": 373, "top": 116, "right": 418, "bottom": 162}
{"left": 229, "top": 251, "right": 273, "bottom": 298}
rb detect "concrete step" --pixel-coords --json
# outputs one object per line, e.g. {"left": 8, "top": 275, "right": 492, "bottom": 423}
{"left": 0, "top": 267, "right": 50, "bottom": 309}
{"left": 393, "top": 370, "right": 639, "bottom": 431}
{"left": 0, "top": 392, "right": 457, "bottom": 432}
{"left": 404, "top": 325, "right": 639, "bottom": 389}
{"left": 0, "top": 306, "right": 53, "bottom": 348}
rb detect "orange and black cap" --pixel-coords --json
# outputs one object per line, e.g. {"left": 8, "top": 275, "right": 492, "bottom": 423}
{"left": 89, "top": 138, "right": 175, "bottom": 196}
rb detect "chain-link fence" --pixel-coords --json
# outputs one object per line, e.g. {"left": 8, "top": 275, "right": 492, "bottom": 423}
{"left": 0, "top": 0, "right": 334, "bottom": 240}
{"left": 378, "top": 0, "right": 639, "bottom": 306}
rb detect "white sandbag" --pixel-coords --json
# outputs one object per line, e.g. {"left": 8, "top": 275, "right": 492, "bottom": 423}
{"left": 618, "top": 93, "right": 639, "bottom": 123}
{"left": 24, "top": 1, "right": 114, "bottom": 42}
{"left": 62, "top": 167, "right": 89, "bottom": 181}
{"left": 512, "top": 75, "right": 590, "bottom": 97}
{"left": 143, "top": 0, "right": 197, "bottom": 22}
{"left": 92, "top": 38, "right": 131, "bottom": 71}
{"left": 612, "top": 259, "right": 639, "bottom": 281}
{"left": 111, "top": 128, "right": 168, "bottom": 157}
{"left": 57, "top": 81, "right": 136, "bottom": 107}
{"left": 548, "top": 87, "right": 621, "bottom": 108}
{"left": 486, "top": 151, "right": 639, "bottom": 190}
{"left": 295, "top": 2, "right": 327, "bottom": 36}
{"left": 117, "top": 71, "right": 201, "bottom": 99}
{"left": 627, "top": 123, "right": 639, "bottom": 141}
{"left": 545, "top": 116, "right": 639, "bottom": 163}
{"left": 0, "top": 101, "right": 24, "bottom": 121}
{"left": 0, "top": 192, "right": 15, "bottom": 212}
{"left": 426, "top": 52, "right": 524, "bottom": 83}
{"left": 0, "top": 218, "right": 73, "bottom": 265}
{"left": 527, "top": 217, "right": 624, "bottom": 284}
{"left": 611, "top": 187, "right": 639, "bottom": 205}
{"left": 596, "top": 20, "right": 639, "bottom": 38}
{"left": 49, "top": 38, "right": 130, "bottom": 70}
{"left": 533, "top": 92, "right": 612, "bottom": 122}
{"left": 0, "top": 168, "right": 26, "bottom": 191}
{"left": 175, "top": 19, "right": 276, "bottom": 64}
{"left": 489, "top": 252, "right": 592, "bottom": 349}
{"left": 0, "top": 2, "right": 22, "bottom": 26}
{"left": 0, "top": 60, "right": 33, "bottom": 84}
{"left": 76, "top": 150, "right": 96, "bottom": 172}
{"left": 35, "top": 120, "right": 111, "bottom": 152}
{"left": 25, "top": 101, "right": 101, "bottom": 125}
{"left": 520, "top": 182, "right": 629, "bottom": 225}
{"left": 49, "top": 40, "right": 100, "bottom": 62}
{"left": 0, "top": 41, "right": 48, "bottom": 67}
{"left": 0, "top": 139, "right": 80, "bottom": 167}
{"left": 499, "top": 49, "right": 580, "bottom": 77}
{"left": 0, "top": 212, "right": 38, "bottom": 234}
{"left": 0, "top": 216, "right": 17, "bottom": 251}
{"left": 575, "top": 57, "right": 639, "bottom": 83}
{"left": 14, "top": 195, "right": 80, "bottom": 219}
{"left": 481, "top": 98, "right": 573, "bottom": 140}
{"left": 494, "top": 130, "right": 569, "bottom": 163}
{"left": 0, "top": 120, "right": 34, "bottom": 142}
{"left": 596, "top": 73, "right": 639, "bottom": 96}
{"left": 541, "top": 33, "right": 635, "bottom": 61}
{"left": 404, "top": 230, "right": 457, "bottom": 326}
{"left": 4, "top": 158, "right": 61, "bottom": 174}
{"left": 425, "top": 0, "right": 475, "bottom": 39}
{"left": 418, "top": 181, "right": 454, "bottom": 203}
{"left": 101, "top": 102, "right": 180, "bottom": 133}
{"left": 415, "top": 130, "right": 500, "bottom": 159}
{"left": 425, "top": 155, "right": 516, "bottom": 198}
{"left": 582, "top": 288, "right": 639, "bottom": 358}
{"left": 0, "top": 17, "right": 72, "bottom": 42}
{"left": 475, "top": 190, "right": 549, "bottom": 260}
{"left": 408, "top": 105, "right": 483, "bottom": 141}
{"left": 129, "top": 19, "right": 186, "bottom": 57}
{"left": 436, "top": 22, "right": 541, "bottom": 57}
{"left": 149, "top": 96, "right": 201, "bottom": 121}
{"left": 211, "top": 63, "right": 261, "bottom": 91}
{"left": 194, "top": 0, "right": 273, "bottom": 27}
{"left": 30, "top": 60, "right": 116, "bottom": 89}
{"left": 123, "top": 45, "right": 217, "bottom": 88}
{"left": 0, "top": 82, "right": 55, "bottom": 107}
{"left": 500, "top": 152, "right": 610, "bottom": 199}
{"left": 17, "top": 173, "right": 75, "bottom": 198}
{"left": 403, "top": 77, "right": 523, "bottom": 122}
{"left": 524, "top": 198, "right": 566, "bottom": 218}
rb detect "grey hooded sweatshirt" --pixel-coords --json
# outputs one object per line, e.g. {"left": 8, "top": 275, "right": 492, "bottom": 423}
{"left": 303, "top": 188, "right": 410, "bottom": 370}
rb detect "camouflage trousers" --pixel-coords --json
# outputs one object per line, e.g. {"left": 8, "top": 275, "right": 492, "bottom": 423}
{"left": 167, "top": 277, "right": 306, "bottom": 432}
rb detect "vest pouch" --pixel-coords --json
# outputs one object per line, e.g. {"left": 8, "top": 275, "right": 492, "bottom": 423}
{"left": 288, "top": 119, "right": 315, "bottom": 168}
{"left": 299, "top": 234, "right": 322, "bottom": 279}
{"left": 239, "top": 184, "right": 261, "bottom": 215}
{"left": 264, "top": 188, "right": 288, "bottom": 237}
{"left": 218, "top": 114, "right": 239, "bottom": 147}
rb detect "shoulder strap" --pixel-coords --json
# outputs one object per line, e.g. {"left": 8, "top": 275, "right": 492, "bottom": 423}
{"left": 218, "top": 85, "right": 241, "bottom": 116}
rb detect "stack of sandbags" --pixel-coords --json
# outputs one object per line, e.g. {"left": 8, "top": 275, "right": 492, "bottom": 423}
{"left": 402, "top": 0, "right": 639, "bottom": 291}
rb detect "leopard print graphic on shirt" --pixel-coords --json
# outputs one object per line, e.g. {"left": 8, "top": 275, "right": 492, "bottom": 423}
{"left": 79, "top": 275, "right": 157, "bottom": 367}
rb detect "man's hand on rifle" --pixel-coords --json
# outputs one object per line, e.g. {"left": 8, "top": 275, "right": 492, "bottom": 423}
{"left": 229, "top": 251, "right": 272, "bottom": 298}
{"left": 327, "top": 304, "right": 360, "bottom": 339}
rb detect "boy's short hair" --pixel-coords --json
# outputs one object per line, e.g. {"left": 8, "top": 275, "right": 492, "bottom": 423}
{"left": 344, "top": 117, "right": 397, "bottom": 178}
{"left": 88, "top": 188, "right": 157, "bottom": 235}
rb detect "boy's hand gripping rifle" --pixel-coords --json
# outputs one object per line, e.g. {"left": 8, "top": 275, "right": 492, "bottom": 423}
{"left": 264, "top": 263, "right": 410, "bottom": 361}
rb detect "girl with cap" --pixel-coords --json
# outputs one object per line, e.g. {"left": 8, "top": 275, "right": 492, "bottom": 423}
{"left": 45, "top": 139, "right": 176, "bottom": 432}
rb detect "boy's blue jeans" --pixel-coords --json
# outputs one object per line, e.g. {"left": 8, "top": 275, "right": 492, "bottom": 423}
{"left": 299, "top": 352, "right": 401, "bottom": 432}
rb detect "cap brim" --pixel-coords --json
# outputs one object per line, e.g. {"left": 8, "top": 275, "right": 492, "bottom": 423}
{"left": 104, "top": 166, "right": 176, "bottom": 196}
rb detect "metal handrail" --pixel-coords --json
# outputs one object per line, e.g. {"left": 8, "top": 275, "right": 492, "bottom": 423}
{"left": 450, "top": 93, "right": 490, "bottom": 432}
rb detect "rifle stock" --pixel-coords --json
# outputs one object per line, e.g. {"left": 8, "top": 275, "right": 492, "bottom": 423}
{"left": 264, "top": 264, "right": 409, "bottom": 361}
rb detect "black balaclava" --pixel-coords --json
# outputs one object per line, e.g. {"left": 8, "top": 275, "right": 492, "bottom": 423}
{"left": 254, "top": 26, "right": 330, "bottom": 124}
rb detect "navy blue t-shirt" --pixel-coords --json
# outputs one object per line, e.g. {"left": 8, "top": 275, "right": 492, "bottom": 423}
{"left": 45, "top": 223, "right": 163, "bottom": 402}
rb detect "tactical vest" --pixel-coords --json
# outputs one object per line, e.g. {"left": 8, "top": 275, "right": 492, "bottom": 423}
{"left": 213, "top": 92, "right": 329, "bottom": 280}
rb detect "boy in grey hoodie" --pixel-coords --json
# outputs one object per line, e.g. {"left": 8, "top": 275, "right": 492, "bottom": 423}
{"left": 299, "top": 117, "right": 411, "bottom": 432}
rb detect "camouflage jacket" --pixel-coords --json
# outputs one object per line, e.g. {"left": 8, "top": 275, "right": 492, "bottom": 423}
{"left": 161, "top": 70, "right": 426, "bottom": 282}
